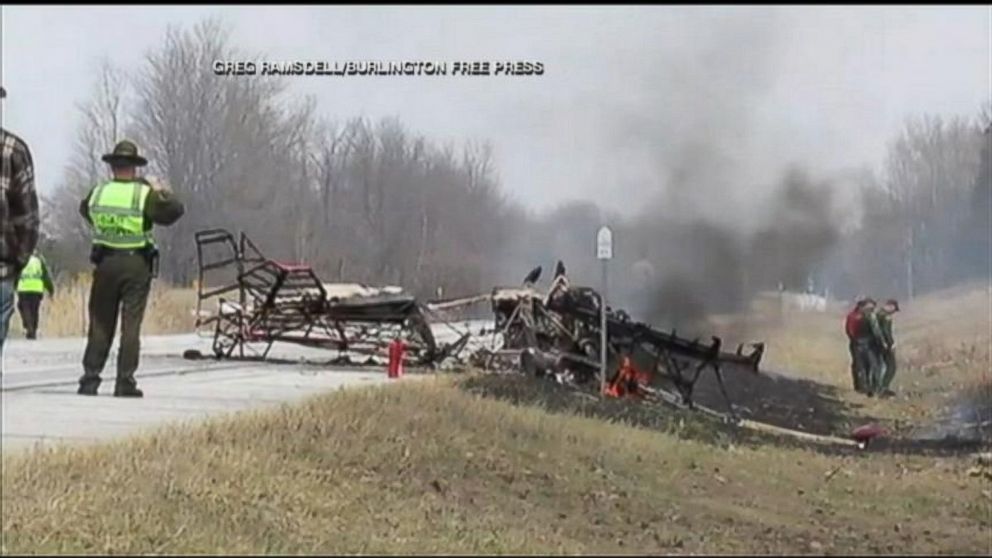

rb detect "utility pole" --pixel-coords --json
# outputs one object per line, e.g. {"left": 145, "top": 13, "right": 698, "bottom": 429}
{"left": 905, "top": 230, "right": 915, "bottom": 301}
{"left": 597, "top": 226, "right": 613, "bottom": 396}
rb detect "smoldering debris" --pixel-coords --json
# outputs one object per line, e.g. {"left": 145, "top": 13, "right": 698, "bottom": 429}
{"left": 911, "top": 388, "right": 992, "bottom": 443}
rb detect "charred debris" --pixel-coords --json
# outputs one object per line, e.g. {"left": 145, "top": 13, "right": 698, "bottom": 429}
{"left": 190, "top": 228, "right": 766, "bottom": 421}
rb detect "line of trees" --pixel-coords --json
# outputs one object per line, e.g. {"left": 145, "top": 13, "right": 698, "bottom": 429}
{"left": 824, "top": 111, "right": 990, "bottom": 300}
{"left": 43, "top": 20, "right": 520, "bottom": 299}
{"left": 42, "top": 18, "right": 991, "bottom": 322}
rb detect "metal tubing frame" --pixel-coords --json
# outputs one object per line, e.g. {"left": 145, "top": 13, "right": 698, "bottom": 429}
{"left": 194, "top": 228, "right": 440, "bottom": 365}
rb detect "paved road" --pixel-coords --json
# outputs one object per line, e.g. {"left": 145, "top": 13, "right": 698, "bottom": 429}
{"left": 0, "top": 319, "right": 494, "bottom": 454}
{"left": 0, "top": 334, "right": 404, "bottom": 454}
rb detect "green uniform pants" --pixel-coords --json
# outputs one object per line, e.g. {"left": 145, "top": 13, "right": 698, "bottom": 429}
{"left": 848, "top": 340, "right": 866, "bottom": 393}
{"left": 879, "top": 348, "right": 897, "bottom": 391}
{"left": 855, "top": 339, "right": 882, "bottom": 394}
{"left": 79, "top": 253, "right": 152, "bottom": 390}
{"left": 866, "top": 343, "right": 888, "bottom": 395}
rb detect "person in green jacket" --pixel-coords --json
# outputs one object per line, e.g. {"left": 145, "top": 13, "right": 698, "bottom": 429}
{"left": 15, "top": 251, "right": 55, "bottom": 339}
{"left": 875, "top": 299, "right": 900, "bottom": 397}
{"left": 859, "top": 298, "right": 886, "bottom": 397}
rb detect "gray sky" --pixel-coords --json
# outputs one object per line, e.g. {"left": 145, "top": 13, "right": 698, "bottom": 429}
{"left": 1, "top": 5, "right": 989, "bottom": 214}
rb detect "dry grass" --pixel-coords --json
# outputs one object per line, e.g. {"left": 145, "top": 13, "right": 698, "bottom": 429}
{"left": 2, "top": 379, "right": 989, "bottom": 555}
{"left": 7, "top": 273, "right": 196, "bottom": 338}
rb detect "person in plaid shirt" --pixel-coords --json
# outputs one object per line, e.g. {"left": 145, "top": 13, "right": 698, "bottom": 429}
{"left": 0, "top": 85, "right": 41, "bottom": 358}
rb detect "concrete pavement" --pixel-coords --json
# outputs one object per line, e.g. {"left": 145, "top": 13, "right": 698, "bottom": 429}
{"left": 1, "top": 319, "right": 494, "bottom": 454}
{"left": 0, "top": 333, "right": 401, "bottom": 454}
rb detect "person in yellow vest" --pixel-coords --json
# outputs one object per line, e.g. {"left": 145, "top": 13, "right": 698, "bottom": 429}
{"left": 15, "top": 251, "right": 54, "bottom": 339}
{"left": 77, "top": 140, "right": 184, "bottom": 397}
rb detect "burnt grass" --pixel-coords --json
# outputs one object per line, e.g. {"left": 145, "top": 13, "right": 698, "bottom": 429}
{"left": 458, "top": 373, "right": 846, "bottom": 455}
{"left": 681, "top": 363, "right": 866, "bottom": 436}
{"left": 458, "top": 368, "right": 987, "bottom": 458}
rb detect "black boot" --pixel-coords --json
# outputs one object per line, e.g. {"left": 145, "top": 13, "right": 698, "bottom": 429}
{"left": 26, "top": 330, "right": 36, "bottom": 340}
{"left": 77, "top": 381, "right": 99, "bottom": 396}
{"left": 78, "top": 370, "right": 101, "bottom": 396}
{"left": 114, "top": 380, "right": 143, "bottom": 398}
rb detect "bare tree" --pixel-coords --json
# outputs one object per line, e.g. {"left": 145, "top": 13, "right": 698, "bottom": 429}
{"left": 882, "top": 114, "right": 984, "bottom": 297}
{"left": 44, "top": 59, "right": 132, "bottom": 275}
{"left": 132, "top": 18, "right": 298, "bottom": 283}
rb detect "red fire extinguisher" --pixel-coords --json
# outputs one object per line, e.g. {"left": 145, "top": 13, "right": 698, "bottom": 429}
{"left": 388, "top": 338, "right": 406, "bottom": 378}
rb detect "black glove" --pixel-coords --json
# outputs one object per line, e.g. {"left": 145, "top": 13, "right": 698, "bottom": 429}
{"left": 14, "top": 254, "right": 30, "bottom": 275}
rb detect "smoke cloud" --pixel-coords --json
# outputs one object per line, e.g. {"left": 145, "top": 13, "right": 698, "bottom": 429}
{"left": 507, "top": 10, "right": 849, "bottom": 329}
{"left": 635, "top": 169, "right": 840, "bottom": 330}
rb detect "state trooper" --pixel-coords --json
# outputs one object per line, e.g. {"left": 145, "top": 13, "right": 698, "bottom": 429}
{"left": 77, "top": 140, "right": 184, "bottom": 397}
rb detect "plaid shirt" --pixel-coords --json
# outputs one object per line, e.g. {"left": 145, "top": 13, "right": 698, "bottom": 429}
{"left": 0, "top": 127, "right": 39, "bottom": 279}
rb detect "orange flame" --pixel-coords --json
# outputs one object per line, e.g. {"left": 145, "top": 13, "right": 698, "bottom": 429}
{"left": 602, "top": 357, "right": 650, "bottom": 399}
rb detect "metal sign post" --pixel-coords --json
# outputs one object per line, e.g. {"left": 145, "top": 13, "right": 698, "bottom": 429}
{"left": 596, "top": 226, "right": 613, "bottom": 396}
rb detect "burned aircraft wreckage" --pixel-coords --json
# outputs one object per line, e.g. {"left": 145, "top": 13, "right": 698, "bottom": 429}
{"left": 438, "top": 261, "right": 765, "bottom": 417}
{"left": 193, "top": 229, "right": 444, "bottom": 365}
{"left": 191, "top": 228, "right": 764, "bottom": 418}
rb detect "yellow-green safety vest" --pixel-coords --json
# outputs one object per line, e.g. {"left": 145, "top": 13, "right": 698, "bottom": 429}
{"left": 16, "top": 255, "right": 45, "bottom": 293}
{"left": 88, "top": 180, "right": 153, "bottom": 249}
